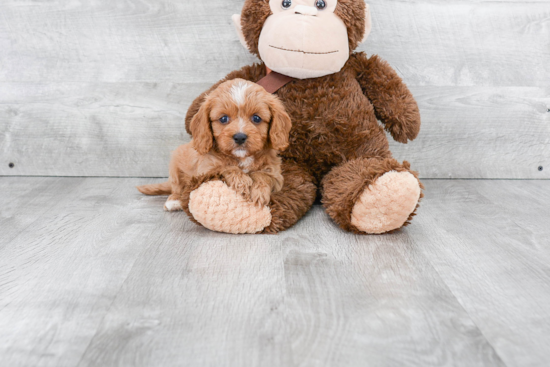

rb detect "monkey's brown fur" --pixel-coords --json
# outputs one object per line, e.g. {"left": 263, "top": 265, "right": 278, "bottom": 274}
{"left": 182, "top": 0, "right": 423, "bottom": 234}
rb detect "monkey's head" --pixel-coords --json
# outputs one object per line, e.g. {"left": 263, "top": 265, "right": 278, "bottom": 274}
{"left": 233, "top": 0, "right": 372, "bottom": 79}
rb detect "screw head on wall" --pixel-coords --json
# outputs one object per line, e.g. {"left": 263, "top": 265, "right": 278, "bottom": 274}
{"left": 8, "top": 162, "right": 14, "bottom": 168}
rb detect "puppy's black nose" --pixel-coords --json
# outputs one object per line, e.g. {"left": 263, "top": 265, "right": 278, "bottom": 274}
{"left": 233, "top": 133, "right": 248, "bottom": 145}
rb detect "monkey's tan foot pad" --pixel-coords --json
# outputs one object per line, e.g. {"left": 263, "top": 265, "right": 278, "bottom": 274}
{"left": 351, "top": 171, "right": 421, "bottom": 234}
{"left": 189, "top": 181, "right": 272, "bottom": 234}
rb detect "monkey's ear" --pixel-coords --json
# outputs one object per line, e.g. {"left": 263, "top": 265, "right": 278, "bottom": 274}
{"left": 190, "top": 100, "right": 213, "bottom": 155}
{"left": 232, "top": 14, "right": 249, "bottom": 50}
{"left": 361, "top": 4, "right": 373, "bottom": 43}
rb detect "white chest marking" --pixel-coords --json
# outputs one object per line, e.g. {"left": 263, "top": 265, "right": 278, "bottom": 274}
{"left": 233, "top": 149, "right": 247, "bottom": 158}
{"left": 230, "top": 81, "right": 250, "bottom": 106}
{"left": 239, "top": 157, "right": 254, "bottom": 173}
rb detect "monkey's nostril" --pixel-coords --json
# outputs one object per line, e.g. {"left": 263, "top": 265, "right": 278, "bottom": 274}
{"left": 233, "top": 133, "right": 248, "bottom": 145}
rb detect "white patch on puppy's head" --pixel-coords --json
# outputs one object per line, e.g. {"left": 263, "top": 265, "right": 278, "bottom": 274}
{"left": 237, "top": 117, "right": 246, "bottom": 133}
{"left": 230, "top": 81, "right": 250, "bottom": 106}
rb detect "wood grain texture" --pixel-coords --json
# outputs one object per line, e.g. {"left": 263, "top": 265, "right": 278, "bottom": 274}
{"left": 0, "top": 82, "right": 203, "bottom": 177}
{"left": 0, "top": 178, "right": 168, "bottom": 367}
{"left": 78, "top": 222, "right": 292, "bottom": 367}
{"left": 392, "top": 86, "right": 550, "bottom": 179}
{"left": 0, "top": 0, "right": 550, "bottom": 179}
{"left": 278, "top": 211, "right": 504, "bottom": 367}
{"left": 1, "top": 0, "right": 549, "bottom": 177}
{"left": 78, "top": 205, "right": 504, "bottom": 367}
{"left": 410, "top": 180, "right": 550, "bottom": 367}
{"left": 4, "top": 177, "right": 550, "bottom": 366}
{"left": 365, "top": 1, "right": 550, "bottom": 87}
{"left": 0, "top": 177, "right": 86, "bottom": 250}
{"left": 0, "top": 0, "right": 548, "bottom": 86}
{"left": 0, "top": 0, "right": 256, "bottom": 84}
{"left": 1, "top": 84, "right": 548, "bottom": 178}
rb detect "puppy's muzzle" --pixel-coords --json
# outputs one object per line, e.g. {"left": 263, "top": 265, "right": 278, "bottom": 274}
{"left": 233, "top": 133, "right": 248, "bottom": 145}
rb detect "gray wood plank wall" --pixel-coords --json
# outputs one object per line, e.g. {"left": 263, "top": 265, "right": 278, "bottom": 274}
{"left": 1, "top": 0, "right": 549, "bottom": 178}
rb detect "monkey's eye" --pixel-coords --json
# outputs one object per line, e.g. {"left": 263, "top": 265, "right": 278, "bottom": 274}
{"left": 315, "top": 0, "right": 326, "bottom": 10}
{"left": 219, "top": 115, "right": 230, "bottom": 124}
{"left": 252, "top": 115, "right": 262, "bottom": 124}
{"left": 281, "top": 0, "right": 291, "bottom": 9}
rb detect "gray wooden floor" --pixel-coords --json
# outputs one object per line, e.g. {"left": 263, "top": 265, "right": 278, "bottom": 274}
{"left": 2, "top": 0, "right": 549, "bottom": 366}
{"left": 0, "top": 178, "right": 548, "bottom": 367}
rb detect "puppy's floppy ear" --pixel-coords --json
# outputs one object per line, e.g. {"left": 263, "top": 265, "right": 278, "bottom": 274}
{"left": 189, "top": 99, "right": 213, "bottom": 154}
{"left": 268, "top": 97, "right": 292, "bottom": 151}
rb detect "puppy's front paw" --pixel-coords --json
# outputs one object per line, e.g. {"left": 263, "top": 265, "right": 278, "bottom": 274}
{"left": 224, "top": 173, "right": 253, "bottom": 198}
{"left": 250, "top": 184, "right": 271, "bottom": 207}
{"left": 164, "top": 199, "right": 183, "bottom": 212}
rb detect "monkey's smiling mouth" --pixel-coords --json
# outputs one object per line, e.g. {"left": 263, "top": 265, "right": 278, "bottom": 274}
{"left": 269, "top": 45, "right": 339, "bottom": 55}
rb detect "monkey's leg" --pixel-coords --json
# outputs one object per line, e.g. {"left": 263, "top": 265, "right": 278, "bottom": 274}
{"left": 180, "top": 161, "right": 316, "bottom": 234}
{"left": 321, "top": 157, "right": 423, "bottom": 234}
{"left": 261, "top": 161, "right": 317, "bottom": 234}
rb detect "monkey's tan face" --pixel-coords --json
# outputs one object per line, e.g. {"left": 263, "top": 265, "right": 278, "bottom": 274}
{"left": 258, "top": 0, "right": 350, "bottom": 79}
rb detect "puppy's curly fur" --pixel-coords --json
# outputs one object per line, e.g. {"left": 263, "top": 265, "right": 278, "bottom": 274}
{"left": 138, "top": 79, "right": 292, "bottom": 210}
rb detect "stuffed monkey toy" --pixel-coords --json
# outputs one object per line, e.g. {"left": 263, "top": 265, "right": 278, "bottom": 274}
{"left": 180, "top": 0, "right": 423, "bottom": 234}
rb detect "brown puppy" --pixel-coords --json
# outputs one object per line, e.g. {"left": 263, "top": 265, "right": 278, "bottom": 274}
{"left": 137, "top": 78, "right": 292, "bottom": 211}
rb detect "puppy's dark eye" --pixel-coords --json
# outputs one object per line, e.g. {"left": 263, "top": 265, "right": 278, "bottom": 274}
{"left": 219, "top": 115, "right": 229, "bottom": 124}
{"left": 315, "top": 0, "right": 326, "bottom": 9}
{"left": 282, "top": 0, "right": 291, "bottom": 9}
{"left": 252, "top": 115, "right": 262, "bottom": 124}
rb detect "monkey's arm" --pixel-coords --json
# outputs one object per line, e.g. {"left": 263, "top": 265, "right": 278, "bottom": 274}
{"left": 353, "top": 52, "right": 421, "bottom": 143}
{"left": 185, "top": 64, "right": 266, "bottom": 135}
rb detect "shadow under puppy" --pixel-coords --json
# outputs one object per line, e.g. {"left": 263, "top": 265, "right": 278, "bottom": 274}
{"left": 137, "top": 78, "right": 292, "bottom": 211}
